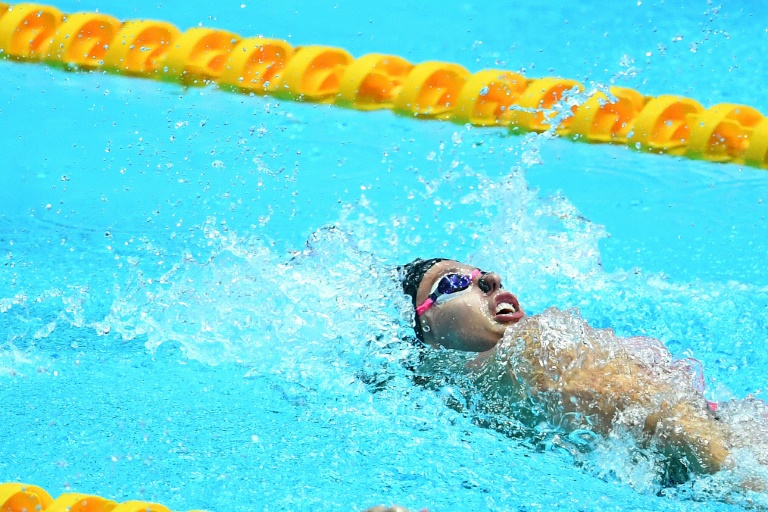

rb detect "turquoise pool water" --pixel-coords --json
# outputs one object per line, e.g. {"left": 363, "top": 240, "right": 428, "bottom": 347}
{"left": 2, "top": 0, "right": 768, "bottom": 510}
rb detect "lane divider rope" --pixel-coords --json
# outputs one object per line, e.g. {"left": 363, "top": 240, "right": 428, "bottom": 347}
{"left": 0, "top": 482, "right": 206, "bottom": 512}
{"left": 0, "top": 2, "right": 765, "bottom": 169}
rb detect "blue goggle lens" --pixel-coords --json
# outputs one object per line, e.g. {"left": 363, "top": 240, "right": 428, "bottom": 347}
{"left": 436, "top": 273, "right": 473, "bottom": 295}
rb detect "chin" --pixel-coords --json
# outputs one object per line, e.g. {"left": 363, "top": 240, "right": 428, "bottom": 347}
{"left": 471, "top": 337, "right": 501, "bottom": 353}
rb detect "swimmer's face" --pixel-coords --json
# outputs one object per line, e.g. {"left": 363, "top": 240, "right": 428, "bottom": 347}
{"left": 416, "top": 260, "right": 524, "bottom": 352}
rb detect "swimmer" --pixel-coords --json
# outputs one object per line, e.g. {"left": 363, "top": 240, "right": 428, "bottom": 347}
{"left": 398, "top": 257, "right": 733, "bottom": 480}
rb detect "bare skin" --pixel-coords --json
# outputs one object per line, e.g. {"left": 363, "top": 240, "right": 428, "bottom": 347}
{"left": 414, "top": 260, "right": 731, "bottom": 474}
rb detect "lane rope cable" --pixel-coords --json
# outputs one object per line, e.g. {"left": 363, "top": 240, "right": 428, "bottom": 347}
{"left": 0, "top": 482, "right": 207, "bottom": 512}
{"left": 0, "top": 2, "right": 766, "bottom": 169}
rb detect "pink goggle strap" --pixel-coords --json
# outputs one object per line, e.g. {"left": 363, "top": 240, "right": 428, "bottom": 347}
{"left": 415, "top": 298, "right": 434, "bottom": 316}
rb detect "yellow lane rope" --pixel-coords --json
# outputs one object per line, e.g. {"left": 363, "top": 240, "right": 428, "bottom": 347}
{"left": 0, "top": 482, "right": 206, "bottom": 512}
{"left": 0, "top": 2, "right": 766, "bottom": 169}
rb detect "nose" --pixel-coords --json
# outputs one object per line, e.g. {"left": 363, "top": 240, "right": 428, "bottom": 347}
{"left": 477, "top": 272, "right": 502, "bottom": 294}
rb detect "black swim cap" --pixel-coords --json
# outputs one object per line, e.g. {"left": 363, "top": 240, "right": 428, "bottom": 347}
{"left": 398, "top": 257, "right": 446, "bottom": 341}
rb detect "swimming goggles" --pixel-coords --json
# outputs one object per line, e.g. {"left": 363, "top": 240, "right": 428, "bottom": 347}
{"left": 416, "top": 268, "right": 482, "bottom": 316}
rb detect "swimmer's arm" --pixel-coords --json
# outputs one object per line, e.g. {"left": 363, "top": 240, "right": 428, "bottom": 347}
{"left": 558, "top": 364, "right": 729, "bottom": 473}
{"left": 498, "top": 323, "right": 730, "bottom": 473}
{"left": 645, "top": 401, "right": 730, "bottom": 473}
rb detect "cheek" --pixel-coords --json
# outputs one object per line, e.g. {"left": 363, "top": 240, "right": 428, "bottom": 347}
{"left": 457, "top": 294, "right": 493, "bottom": 327}
{"left": 428, "top": 295, "right": 493, "bottom": 349}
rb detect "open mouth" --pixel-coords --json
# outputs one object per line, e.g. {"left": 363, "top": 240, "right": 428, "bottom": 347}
{"left": 493, "top": 291, "right": 525, "bottom": 322}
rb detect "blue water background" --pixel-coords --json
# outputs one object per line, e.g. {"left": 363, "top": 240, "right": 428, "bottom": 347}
{"left": 1, "top": 0, "right": 768, "bottom": 510}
